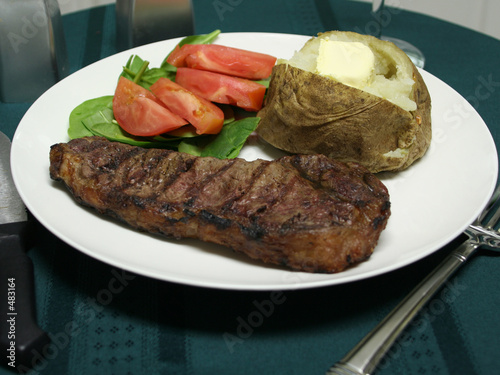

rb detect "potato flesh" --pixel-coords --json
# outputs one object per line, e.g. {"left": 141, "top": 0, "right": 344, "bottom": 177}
{"left": 284, "top": 33, "right": 417, "bottom": 112}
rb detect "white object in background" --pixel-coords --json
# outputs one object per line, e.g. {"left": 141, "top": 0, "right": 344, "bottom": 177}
{"left": 356, "top": 0, "right": 500, "bottom": 40}
{"left": 115, "top": 0, "right": 194, "bottom": 50}
{"left": 0, "top": 0, "right": 68, "bottom": 102}
{"left": 58, "top": 0, "right": 114, "bottom": 15}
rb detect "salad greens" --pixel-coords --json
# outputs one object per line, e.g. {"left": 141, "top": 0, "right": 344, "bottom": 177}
{"left": 68, "top": 29, "right": 262, "bottom": 159}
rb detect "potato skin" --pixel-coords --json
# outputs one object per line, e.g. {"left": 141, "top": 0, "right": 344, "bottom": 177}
{"left": 256, "top": 37, "right": 432, "bottom": 173}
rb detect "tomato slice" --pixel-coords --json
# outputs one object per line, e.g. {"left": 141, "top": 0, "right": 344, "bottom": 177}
{"left": 175, "top": 68, "right": 267, "bottom": 112}
{"left": 113, "top": 77, "right": 188, "bottom": 137}
{"left": 167, "top": 44, "right": 276, "bottom": 80}
{"left": 150, "top": 77, "right": 224, "bottom": 135}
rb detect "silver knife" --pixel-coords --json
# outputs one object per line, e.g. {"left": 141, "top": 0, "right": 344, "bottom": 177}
{"left": 0, "top": 131, "right": 50, "bottom": 370}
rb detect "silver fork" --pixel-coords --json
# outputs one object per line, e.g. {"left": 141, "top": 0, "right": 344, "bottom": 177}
{"left": 327, "top": 184, "right": 500, "bottom": 375}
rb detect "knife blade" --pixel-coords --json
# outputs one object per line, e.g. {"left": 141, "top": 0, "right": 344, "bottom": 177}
{"left": 0, "top": 131, "right": 50, "bottom": 370}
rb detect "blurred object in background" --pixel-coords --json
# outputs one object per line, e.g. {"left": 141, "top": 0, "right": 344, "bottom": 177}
{"left": 115, "top": 0, "right": 194, "bottom": 51}
{"left": 0, "top": 0, "right": 68, "bottom": 103}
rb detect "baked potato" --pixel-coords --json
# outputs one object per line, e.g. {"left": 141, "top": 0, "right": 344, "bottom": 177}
{"left": 256, "top": 31, "right": 431, "bottom": 173}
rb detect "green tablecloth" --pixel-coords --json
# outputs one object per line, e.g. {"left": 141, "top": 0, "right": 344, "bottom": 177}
{"left": 1, "top": 1, "right": 499, "bottom": 374}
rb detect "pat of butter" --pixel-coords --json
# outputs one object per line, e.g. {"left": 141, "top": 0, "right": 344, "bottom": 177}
{"left": 316, "top": 39, "right": 375, "bottom": 89}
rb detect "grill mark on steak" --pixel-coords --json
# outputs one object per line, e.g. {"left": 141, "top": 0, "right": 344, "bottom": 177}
{"left": 49, "top": 136, "right": 391, "bottom": 273}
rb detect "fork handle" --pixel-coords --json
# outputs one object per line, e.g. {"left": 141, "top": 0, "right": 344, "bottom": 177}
{"left": 327, "top": 240, "right": 478, "bottom": 375}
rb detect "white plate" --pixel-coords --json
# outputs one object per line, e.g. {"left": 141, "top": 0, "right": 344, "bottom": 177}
{"left": 11, "top": 33, "right": 498, "bottom": 290}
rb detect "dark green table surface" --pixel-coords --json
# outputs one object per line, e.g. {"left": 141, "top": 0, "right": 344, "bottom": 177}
{"left": 1, "top": 1, "right": 499, "bottom": 374}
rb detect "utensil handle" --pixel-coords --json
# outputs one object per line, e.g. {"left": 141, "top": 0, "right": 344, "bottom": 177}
{"left": 327, "top": 240, "right": 477, "bottom": 375}
{"left": 0, "top": 234, "right": 50, "bottom": 370}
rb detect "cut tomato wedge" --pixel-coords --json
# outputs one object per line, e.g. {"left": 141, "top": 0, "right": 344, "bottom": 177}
{"left": 113, "top": 77, "right": 188, "bottom": 137}
{"left": 150, "top": 77, "right": 224, "bottom": 135}
{"left": 175, "top": 67, "right": 267, "bottom": 112}
{"left": 167, "top": 44, "right": 276, "bottom": 80}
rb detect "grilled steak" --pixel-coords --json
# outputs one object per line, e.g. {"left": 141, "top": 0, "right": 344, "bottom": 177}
{"left": 49, "top": 136, "right": 390, "bottom": 273}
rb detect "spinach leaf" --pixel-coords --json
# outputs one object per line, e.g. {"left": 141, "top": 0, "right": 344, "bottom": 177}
{"left": 177, "top": 29, "right": 221, "bottom": 47}
{"left": 152, "top": 126, "right": 199, "bottom": 140}
{"left": 69, "top": 96, "right": 113, "bottom": 139}
{"left": 255, "top": 77, "right": 270, "bottom": 89}
{"left": 178, "top": 139, "right": 206, "bottom": 156}
{"left": 120, "top": 56, "right": 166, "bottom": 89}
{"left": 201, "top": 117, "right": 260, "bottom": 159}
{"left": 120, "top": 55, "right": 145, "bottom": 82}
{"left": 177, "top": 117, "right": 260, "bottom": 159}
{"left": 89, "top": 122, "right": 175, "bottom": 148}
{"left": 141, "top": 67, "right": 175, "bottom": 87}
